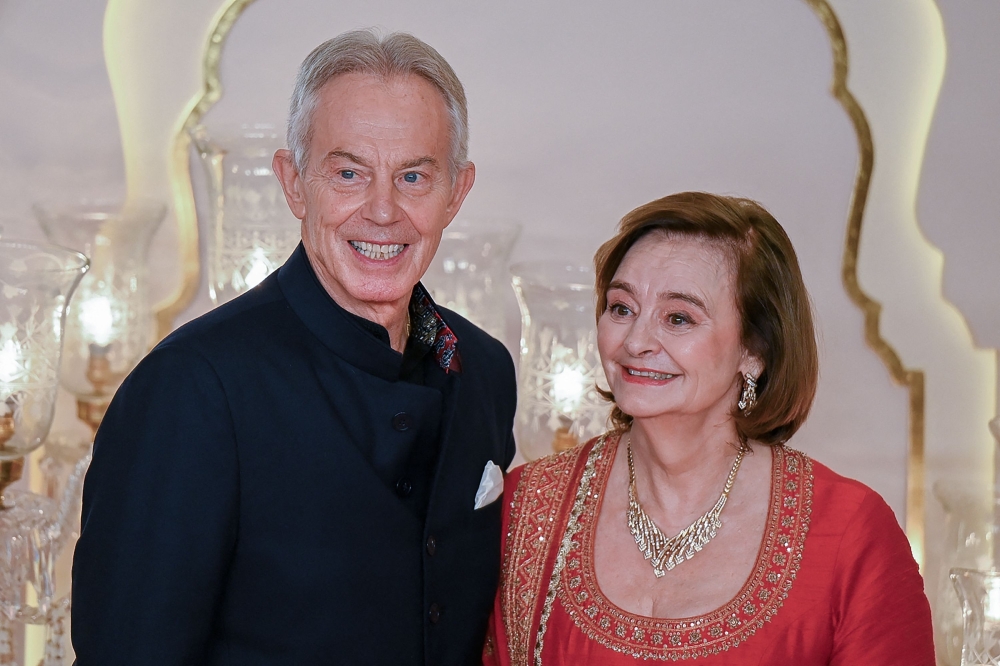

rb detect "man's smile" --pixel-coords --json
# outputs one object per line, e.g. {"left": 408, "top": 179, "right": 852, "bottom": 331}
{"left": 348, "top": 240, "right": 407, "bottom": 261}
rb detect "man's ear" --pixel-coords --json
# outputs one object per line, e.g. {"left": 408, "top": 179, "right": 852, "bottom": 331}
{"left": 443, "top": 161, "right": 476, "bottom": 227}
{"left": 272, "top": 149, "right": 307, "bottom": 220}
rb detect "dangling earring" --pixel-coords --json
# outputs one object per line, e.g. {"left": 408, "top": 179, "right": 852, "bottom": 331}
{"left": 738, "top": 374, "right": 757, "bottom": 416}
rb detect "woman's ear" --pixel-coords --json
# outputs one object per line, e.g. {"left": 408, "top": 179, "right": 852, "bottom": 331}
{"left": 740, "top": 350, "right": 764, "bottom": 379}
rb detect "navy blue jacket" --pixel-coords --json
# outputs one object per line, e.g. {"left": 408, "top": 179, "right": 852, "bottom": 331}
{"left": 72, "top": 245, "right": 517, "bottom": 665}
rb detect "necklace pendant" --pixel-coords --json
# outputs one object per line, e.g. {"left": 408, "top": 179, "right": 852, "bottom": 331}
{"left": 625, "top": 434, "right": 748, "bottom": 577}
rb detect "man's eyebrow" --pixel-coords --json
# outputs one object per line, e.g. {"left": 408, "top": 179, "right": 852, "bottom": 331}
{"left": 322, "top": 150, "right": 372, "bottom": 168}
{"left": 658, "top": 290, "right": 708, "bottom": 312}
{"left": 399, "top": 156, "right": 438, "bottom": 170}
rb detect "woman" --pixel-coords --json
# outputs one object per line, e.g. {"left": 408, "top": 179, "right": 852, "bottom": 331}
{"left": 484, "top": 192, "right": 934, "bottom": 664}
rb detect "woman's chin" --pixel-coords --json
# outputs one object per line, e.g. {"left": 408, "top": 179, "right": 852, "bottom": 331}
{"left": 612, "top": 399, "right": 681, "bottom": 422}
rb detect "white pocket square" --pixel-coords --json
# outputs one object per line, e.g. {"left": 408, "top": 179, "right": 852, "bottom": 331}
{"left": 474, "top": 460, "right": 504, "bottom": 510}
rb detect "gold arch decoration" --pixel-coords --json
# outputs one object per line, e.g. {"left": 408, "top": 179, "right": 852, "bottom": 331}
{"left": 140, "top": 0, "right": 928, "bottom": 562}
{"left": 153, "top": 0, "right": 258, "bottom": 339}
{"left": 804, "top": 0, "right": 927, "bottom": 567}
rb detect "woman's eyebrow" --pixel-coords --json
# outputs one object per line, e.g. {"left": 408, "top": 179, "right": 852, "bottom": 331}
{"left": 607, "top": 280, "right": 635, "bottom": 295}
{"left": 658, "top": 290, "right": 708, "bottom": 312}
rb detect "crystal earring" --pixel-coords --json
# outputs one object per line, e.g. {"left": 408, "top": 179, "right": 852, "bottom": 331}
{"left": 738, "top": 374, "right": 757, "bottom": 416}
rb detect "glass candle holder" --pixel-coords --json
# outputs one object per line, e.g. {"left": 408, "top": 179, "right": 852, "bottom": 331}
{"left": 35, "top": 200, "right": 165, "bottom": 436}
{"left": 190, "top": 124, "right": 301, "bottom": 305}
{"left": 422, "top": 218, "right": 520, "bottom": 340}
{"left": 952, "top": 568, "right": 1000, "bottom": 665}
{"left": 0, "top": 241, "right": 86, "bottom": 632}
{"left": 510, "top": 262, "right": 609, "bottom": 461}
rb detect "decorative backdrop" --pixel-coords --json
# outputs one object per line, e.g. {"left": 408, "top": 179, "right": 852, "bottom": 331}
{"left": 0, "top": 0, "right": 997, "bottom": 663}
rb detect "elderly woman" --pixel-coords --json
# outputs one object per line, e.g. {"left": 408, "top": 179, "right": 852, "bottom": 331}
{"left": 483, "top": 192, "right": 934, "bottom": 665}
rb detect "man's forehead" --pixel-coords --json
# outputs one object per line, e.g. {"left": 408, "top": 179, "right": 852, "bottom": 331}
{"left": 306, "top": 72, "right": 451, "bottom": 163}
{"left": 315, "top": 71, "right": 447, "bottom": 115}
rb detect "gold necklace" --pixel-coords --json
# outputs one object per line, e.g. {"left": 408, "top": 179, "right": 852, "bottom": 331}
{"left": 626, "top": 433, "right": 748, "bottom": 578}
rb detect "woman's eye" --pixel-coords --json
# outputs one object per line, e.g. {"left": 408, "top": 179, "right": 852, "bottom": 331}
{"left": 403, "top": 172, "right": 420, "bottom": 183}
{"left": 340, "top": 170, "right": 355, "bottom": 180}
{"left": 667, "top": 313, "right": 691, "bottom": 326}
{"left": 610, "top": 303, "right": 633, "bottom": 317}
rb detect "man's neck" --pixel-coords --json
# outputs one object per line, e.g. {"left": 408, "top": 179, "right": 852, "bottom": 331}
{"left": 305, "top": 249, "right": 412, "bottom": 353}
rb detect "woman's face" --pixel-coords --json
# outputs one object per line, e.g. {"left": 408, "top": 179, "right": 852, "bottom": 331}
{"left": 597, "top": 233, "right": 759, "bottom": 424}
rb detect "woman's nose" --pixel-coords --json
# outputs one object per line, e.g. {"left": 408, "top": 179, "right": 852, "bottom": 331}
{"left": 622, "top": 317, "right": 660, "bottom": 357}
{"left": 362, "top": 177, "right": 403, "bottom": 225}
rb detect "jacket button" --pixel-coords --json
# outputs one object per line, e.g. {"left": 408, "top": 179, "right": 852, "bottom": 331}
{"left": 426, "top": 536, "right": 437, "bottom": 556}
{"left": 392, "top": 412, "right": 412, "bottom": 431}
{"left": 396, "top": 478, "right": 413, "bottom": 497}
{"left": 428, "top": 603, "right": 441, "bottom": 624}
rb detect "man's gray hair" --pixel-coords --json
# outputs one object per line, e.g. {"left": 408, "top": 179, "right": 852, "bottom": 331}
{"left": 287, "top": 30, "right": 469, "bottom": 174}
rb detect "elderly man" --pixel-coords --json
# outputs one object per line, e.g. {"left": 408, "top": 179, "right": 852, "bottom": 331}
{"left": 72, "top": 31, "right": 516, "bottom": 665}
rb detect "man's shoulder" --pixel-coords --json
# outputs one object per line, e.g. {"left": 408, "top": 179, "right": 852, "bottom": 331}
{"left": 158, "top": 277, "right": 293, "bottom": 358}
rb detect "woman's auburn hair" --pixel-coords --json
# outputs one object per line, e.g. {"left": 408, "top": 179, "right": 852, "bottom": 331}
{"left": 593, "top": 191, "right": 819, "bottom": 445}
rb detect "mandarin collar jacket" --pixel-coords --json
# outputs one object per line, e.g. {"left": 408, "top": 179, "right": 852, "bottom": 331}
{"left": 72, "top": 244, "right": 518, "bottom": 666}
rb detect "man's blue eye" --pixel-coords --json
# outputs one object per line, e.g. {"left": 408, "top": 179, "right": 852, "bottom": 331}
{"left": 403, "top": 172, "right": 419, "bottom": 183}
{"left": 340, "top": 170, "right": 355, "bottom": 179}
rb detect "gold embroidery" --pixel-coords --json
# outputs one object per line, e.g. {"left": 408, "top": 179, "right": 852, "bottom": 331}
{"left": 533, "top": 436, "right": 608, "bottom": 666}
{"left": 500, "top": 444, "right": 589, "bottom": 666}
{"left": 550, "top": 441, "right": 814, "bottom": 660}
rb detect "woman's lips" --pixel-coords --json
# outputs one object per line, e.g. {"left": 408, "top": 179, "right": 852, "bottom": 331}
{"left": 620, "top": 365, "right": 678, "bottom": 385}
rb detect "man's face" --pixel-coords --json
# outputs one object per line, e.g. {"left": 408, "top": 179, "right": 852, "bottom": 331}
{"left": 274, "top": 72, "right": 475, "bottom": 316}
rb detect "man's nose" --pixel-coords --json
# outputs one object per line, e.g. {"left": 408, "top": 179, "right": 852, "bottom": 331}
{"left": 622, "top": 315, "right": 660, "bottom": 357}
{"left": 361, "top": 176, "right": 403, "bottom": 225}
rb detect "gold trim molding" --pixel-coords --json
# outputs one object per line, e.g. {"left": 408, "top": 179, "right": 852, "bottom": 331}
{"left": 153, "top": 0, "right": 258, "bottom": 339}
{"left": 804, "top": 0, "right": 927, "bottom": 567}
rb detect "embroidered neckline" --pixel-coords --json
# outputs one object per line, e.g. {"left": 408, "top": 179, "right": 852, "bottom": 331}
{"left": 547, "top": 435, "right": 814, "bottom": 661}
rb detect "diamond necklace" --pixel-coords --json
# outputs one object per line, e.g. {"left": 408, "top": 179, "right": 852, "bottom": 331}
{"left": 626, "top": 433, "right": 748, "bottom": 578}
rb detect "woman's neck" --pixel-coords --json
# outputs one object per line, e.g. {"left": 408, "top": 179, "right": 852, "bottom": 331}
{"left": 627, "top": 412, "right": 745, "bottom": 515}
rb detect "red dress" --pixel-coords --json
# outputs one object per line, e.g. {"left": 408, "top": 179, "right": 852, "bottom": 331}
{"left": 483, "top": 433, "right": 934, "bottom": 665}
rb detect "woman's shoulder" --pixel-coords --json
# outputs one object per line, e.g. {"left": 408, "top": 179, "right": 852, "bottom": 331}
{"left": 781, "top": 450, "right": 932, "bottom": 661}
{"left": 797, "top": 450, "right": 899, "bottom": 528}
{"left": 505, "top": 434, "right": 612, "bottom": 491}
{"left": 501, "top": 435, "right": 614, "bottom": 528}
{"left": 781, "top": 447, "right": 909, "bottom": 566}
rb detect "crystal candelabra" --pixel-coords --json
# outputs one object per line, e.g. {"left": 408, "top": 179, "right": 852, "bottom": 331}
{"left": 422, "top": 219, "right": 520, "bottom": 341}
{"left": 190, "top": 124, "right": 301, "bottom": 305}
{"left": 0, "top": 241, "right": 87, "bottom": 664}
{"left": 510, "top": 262, "right": 610, "bottom": 461}
{"left": 35, "top": 200, "right": 165, "bottom": 439}
{"left": 935, "top": 418, "right": 1000, "bottom": 665}
{"left": 952, "top": 568, "right": 1000, "bottom": 665}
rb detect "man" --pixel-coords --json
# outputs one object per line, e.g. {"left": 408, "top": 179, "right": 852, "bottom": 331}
{"left": 72, "top": 30, "right": 516, "bottom": 665}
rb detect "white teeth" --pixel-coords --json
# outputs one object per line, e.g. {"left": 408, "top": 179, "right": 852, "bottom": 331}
{"left": 349, "top": 241, "right": 405, "bottom": 260}
{"left": 627, "top": 368, "right": 675, "bottom": 380}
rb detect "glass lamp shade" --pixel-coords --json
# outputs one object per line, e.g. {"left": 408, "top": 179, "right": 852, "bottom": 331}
{"left": 934, "top": 421, "right": 1000, "bottom": 666}
{"left": 0, "top": 242, "right": 87, "bottom": 463}
{"left": 0, "top": 242, "right": 86, "bottom": 654}
{"left": 191, "top": 124, "right": 301, "bottom": 305}
{"left": 35, "top": 201, "right": 164, "bottom": 420}
{"left": 951, "top": 568, "right": 1000, "bottom": 665}
{"left": 510, "top": 262, "right": 610, "bottom": 461}
{"left": 422, "top": 219, "right": 520, "bottom": 340}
